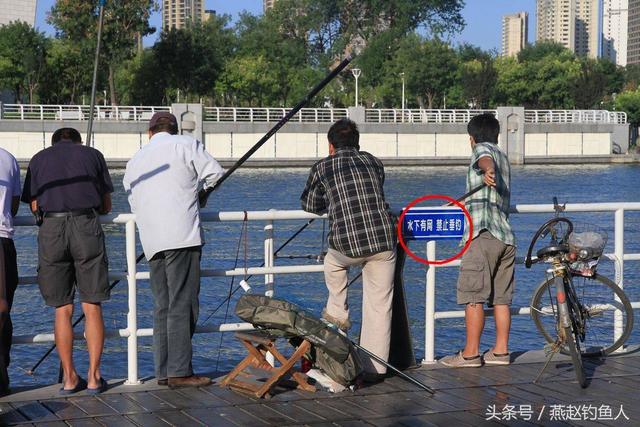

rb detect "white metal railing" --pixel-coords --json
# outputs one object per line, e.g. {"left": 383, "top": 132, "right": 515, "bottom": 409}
{"left": 11, "top": 203, "right": 640, "bottom": 383}
{"left": 1, "top": 105, "right": 628, "bottom": 124}
{"left": 0, "top": 104, "right": 171, "bottom": 121}
{"left": 365, "top": 109, "right": 498, "bottom": 124}
{"left": 524, "top": 110, "right": 628, "bottom": 124}
{"left": 203, "top": 107, "right": 349, "bottom": 123}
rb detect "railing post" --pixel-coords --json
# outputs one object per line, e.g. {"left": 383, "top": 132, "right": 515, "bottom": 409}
{"left": 614, "top": 208, "right": 624, "bottom": 349}
{"left": 125, "top": 219, "right": 141, "bottom": 384}
{"left": 423, "top": 240, "right": 437, "bottom": 364}
{"left": 264, "top": 211, "right": 275, "bottom": 297}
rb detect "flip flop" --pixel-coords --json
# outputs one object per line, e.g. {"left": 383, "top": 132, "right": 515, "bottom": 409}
{"left": 59, "top": 378, "right": 87, "bottom": 395}
{"left": 86, "top": 377, "right": 108, "bottom": 395}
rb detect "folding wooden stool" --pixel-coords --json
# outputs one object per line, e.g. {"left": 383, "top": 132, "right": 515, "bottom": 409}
{"left": 220, "top": 330, "right": 316, "bottom": 398}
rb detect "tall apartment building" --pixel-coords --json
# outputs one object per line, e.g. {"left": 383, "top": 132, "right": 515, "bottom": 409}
{"left": 536, "top": 0, "right": 600, "bottom": 58}
{"left": 0, "top": 0, "right": 36, "bottom": 26}
{"left": 602, "top": 0, "right": 629, "bottom": 65}
{"left": 162, "top": 0, "right": 206, "bottom": 31}
{"left": 629, "top": 0, "right": 640, "bottom": 64}
{"left": 502, "top": 12, "right": 529, "bottom": 57}
{"left": 264, "top": 0, "right": 278, "bottom": 12}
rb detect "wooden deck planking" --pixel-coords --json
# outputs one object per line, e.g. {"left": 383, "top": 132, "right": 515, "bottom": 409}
{"left": 1, "top": 350, "right": 640, "bottom": 426}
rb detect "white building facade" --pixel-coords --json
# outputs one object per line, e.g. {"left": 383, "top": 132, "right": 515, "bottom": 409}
{"left": 502, "top": 12, "right": 529, "bottom": 57}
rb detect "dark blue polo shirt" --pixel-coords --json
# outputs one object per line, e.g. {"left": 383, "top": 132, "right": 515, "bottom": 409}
{"left": 21, "top": 140, "right": 113, "bottom": 212}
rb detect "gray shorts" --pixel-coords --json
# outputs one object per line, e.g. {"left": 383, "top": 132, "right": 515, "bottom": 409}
{"left": 37, "top": 214, "right": 110, "bottom": 307}
{"left": 456, "top": 230, "right": 515, "bottom": 306}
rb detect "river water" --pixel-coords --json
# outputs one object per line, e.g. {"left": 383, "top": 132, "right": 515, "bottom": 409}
{"left": 8, "top": 164, "right": 640, "bottom": 388}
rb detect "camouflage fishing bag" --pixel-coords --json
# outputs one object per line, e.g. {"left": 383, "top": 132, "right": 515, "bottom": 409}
{"left": 234, "top": 294, "right": 364, "bottom": 386}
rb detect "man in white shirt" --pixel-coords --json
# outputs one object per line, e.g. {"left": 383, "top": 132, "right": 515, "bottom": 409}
{"left": 0, "top": 147, "right": 20, "bottom": 397}
{"left": 123, "top": 112, "right": 224, "bottom": 389}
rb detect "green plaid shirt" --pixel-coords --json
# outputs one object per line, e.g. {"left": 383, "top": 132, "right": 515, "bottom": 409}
{"left": 461, "top": 142, "right": 515, "bottom": 246}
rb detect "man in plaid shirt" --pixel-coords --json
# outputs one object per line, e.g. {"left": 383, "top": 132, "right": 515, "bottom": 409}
{"left": 301, "top": 118, "right": 396, "bottom": 381}
{"left": 441, "top": 113, "right": 516, "bottom": 368}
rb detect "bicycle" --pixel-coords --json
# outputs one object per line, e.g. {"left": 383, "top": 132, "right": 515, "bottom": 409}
{"left": 524, "top": 198, "right": 634, "bottom": 388}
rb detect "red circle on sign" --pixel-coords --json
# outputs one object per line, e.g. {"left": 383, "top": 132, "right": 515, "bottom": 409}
{"left": 396, "top": 194, "right": 474, "bottom": 265}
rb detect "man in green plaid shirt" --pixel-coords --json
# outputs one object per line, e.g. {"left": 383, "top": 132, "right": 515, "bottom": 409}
{"left": 441, "top": 113, "right": 516, "bottom": 368}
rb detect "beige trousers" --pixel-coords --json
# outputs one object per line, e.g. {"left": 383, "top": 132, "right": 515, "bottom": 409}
{"left": 323, "top": 248, "right": 396, "bottom": 374}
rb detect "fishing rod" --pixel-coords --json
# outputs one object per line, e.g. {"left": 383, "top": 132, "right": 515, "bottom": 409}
{"left": 353, "top": 342, "right": 434, "bottom": 394}
{"left": 198, "top": 55, "right": 354, "bottom": 206}
{"left": 86, "top": 0, "right": 106, "bottom": 148}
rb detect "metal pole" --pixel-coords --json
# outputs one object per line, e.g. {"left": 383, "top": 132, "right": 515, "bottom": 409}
{"left": 352, "top": 68, "right": 361, "bottom": 107}
{"left": 86, "top": 0, "right": 106, "bottom": 148}
{"left": 401, "top": 72, "right": 405, "bottom": 123}
{"left": 125, "top": 219, "right": 141, "bottom": 385}
{"left": 423, "top": 241, "right": 436, "bottom": 364}
{"left": 614, "top": 209, "right": 624, "bottom": 349}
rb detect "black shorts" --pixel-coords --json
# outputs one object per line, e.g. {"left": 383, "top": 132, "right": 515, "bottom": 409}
{"left": 37, "top": 213, "right": 110, "bottom": 307}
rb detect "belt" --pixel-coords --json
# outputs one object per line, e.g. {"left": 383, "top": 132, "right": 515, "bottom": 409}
{"left": 43, "top": 209, "right": 96, "bottom": 218}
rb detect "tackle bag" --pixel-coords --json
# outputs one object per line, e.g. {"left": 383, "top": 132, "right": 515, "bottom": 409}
{"left": 235, "top": 294, "right": 364, "bottom": 386}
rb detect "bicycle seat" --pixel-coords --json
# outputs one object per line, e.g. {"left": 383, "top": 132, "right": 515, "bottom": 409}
{"left": 536, "top": 244, "right": 570, "bottom": 260}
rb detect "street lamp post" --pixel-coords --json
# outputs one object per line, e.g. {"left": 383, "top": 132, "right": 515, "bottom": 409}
{"left": 400, "top": 72, "right": 405, "bottom": 123}
{"left": 351, "top": 68, "right": 361, "bottom": 107}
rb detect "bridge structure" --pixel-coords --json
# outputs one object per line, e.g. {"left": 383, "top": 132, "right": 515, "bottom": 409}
{"left": 0, "top": 103, "right": 632, "bottom": 166}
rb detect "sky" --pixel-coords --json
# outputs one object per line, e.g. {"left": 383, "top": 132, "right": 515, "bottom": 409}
{"left": 34, "top": 0, "right": 538, "bottom": 52}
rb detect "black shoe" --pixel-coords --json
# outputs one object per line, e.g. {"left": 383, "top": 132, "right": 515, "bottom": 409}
{"left": 361, "top": 372, "right": 386, "bottom": 384}
{"left": 157, "top": 378, "right": 168, "bottom": 386}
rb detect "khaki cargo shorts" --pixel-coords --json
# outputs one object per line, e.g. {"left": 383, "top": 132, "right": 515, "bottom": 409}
{"left": 456, "top": 230, "right": 515, "bottom": 306}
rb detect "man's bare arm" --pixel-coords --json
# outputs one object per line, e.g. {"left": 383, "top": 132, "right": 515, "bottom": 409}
{"left": 100, "top": 193, "right": 112, "bottom": 215}
{"left": 477, "top": 156, "right": 496, "bottom": 187}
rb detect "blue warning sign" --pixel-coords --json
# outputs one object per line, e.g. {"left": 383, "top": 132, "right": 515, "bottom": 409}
{"left": 402, "top": 207, "right": 466, "bottom": 240}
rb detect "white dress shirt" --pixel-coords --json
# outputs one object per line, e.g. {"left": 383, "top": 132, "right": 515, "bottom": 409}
{"left": 123, "top": 132, "right": 224, "bottom": 259}
{"left": 0, "top": 147, "right": 20, "bottom": 239}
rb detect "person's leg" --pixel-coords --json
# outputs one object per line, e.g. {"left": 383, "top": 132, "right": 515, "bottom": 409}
{"left": 492, "top": 305, "right": 511, "bottom": 354}
{"left": 463, "top": 303, "right": 485, "bottom": 357}
{"left": 360, "top": 250, "right": 396, "bottom": 374}
{"left": 491, "top": 243, "right": 516, "bottom": 355}
{"left": 322, "top": 248, "right": 354, "bottom": 329}
{"left": 0, "top": 240, "right": 9, "bottom": 393}
{"left": 82, "top": 302, "right": 104, "bottom": 388}
{"left": 55, "top": 303, "right": 80, "bottom": 389}
{"left": 149, "top": 253, "right": 169, "bottom": 381}
{"left": 164, "top": 247, "right": 201, "bottom": 378}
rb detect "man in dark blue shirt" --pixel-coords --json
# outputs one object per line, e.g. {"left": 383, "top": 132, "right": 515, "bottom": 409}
{"left": 22, "top": 128, "right": 113, "bottom": 395}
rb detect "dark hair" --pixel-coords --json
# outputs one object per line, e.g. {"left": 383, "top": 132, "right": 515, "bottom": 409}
{"left": 327, "top": 118, "right": 359, "bottom": 149}
{"left": 52, "top": 127, "right": 82, "bottom": 144}
{"left": 467, "top": 113, "right": 500, "bottom": 144}
{"left": 149, "top": 117, "right": 179, "bottom": 135}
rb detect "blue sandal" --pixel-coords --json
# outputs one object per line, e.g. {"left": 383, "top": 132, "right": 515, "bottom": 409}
{"left": 86, "top": 377, "right": 108, "bottom": 395}
{"left": 59, "top": 378, "right": 87, "bottom": 395}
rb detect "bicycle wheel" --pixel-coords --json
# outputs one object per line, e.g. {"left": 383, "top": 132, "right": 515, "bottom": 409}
{"left": 530, "top": 273, "right": 634, "bottom": 356}
{"left": 563, "top": 324, "right": 587, "bottom": 388}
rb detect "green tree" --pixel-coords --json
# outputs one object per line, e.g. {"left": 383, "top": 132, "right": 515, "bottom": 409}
{"left": 456, "top": 46, "right": 497, "bottom": 108}
{"left": 615, "top": 89, "right": 640, "bottom": 126}
{"left": 0, "top": 21, "right": 49, "bottom": 103}
{"left": 151, "top": 16, "right": 235, "bottom": 104}
{"left": 39, "top": 39, "right": 94, "bottom": 104}
{"left": 48, "top": 0, "right": 157, "bottom": 105}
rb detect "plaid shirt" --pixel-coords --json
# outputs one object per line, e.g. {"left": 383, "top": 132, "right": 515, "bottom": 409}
{"left": 301, "top": 147, "right": 396, "bottom": 258}
{"left": 462, "top": 142, "right": 515, "bottom": 246}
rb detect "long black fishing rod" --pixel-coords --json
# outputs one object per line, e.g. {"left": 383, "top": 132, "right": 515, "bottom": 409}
{"left": 28, "top": 252, "right": 146, "bottom": 375}
{"left": 198, "top": 55, "right": 353, "bottom": 206}
{"left": 353, "top": 342, "right": 434, "bottom": 394}
{"left": 86, "top": 0, "right": 106, "bottom": 148}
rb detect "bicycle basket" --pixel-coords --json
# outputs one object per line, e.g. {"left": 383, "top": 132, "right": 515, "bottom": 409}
{"left": 567, "top": 223, "right": 607, "bottom": 276}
